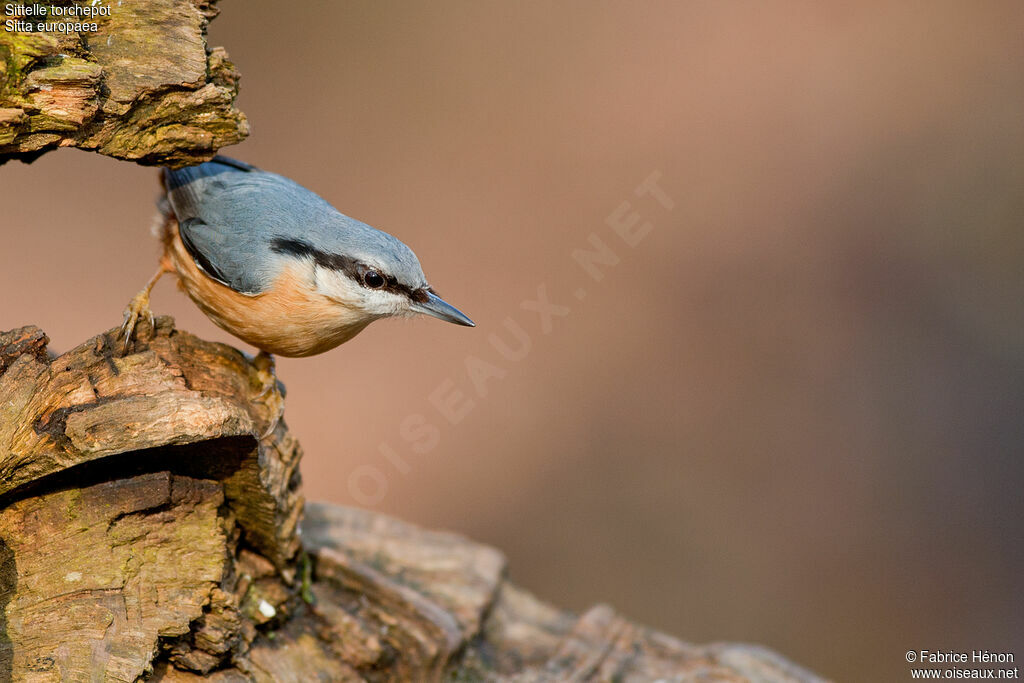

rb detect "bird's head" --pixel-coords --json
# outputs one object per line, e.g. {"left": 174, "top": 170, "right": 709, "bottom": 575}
{"left": 269, "top": 233, "right": 475, "bottom": 328}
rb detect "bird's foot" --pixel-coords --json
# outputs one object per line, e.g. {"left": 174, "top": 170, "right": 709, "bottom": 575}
{"left": 118, "top": 264, "right": 169, "bottom": 356}
{"left": 253, "top": 351, "right": 278, "bottom": 399}
{"left": 253, "top": 351, "right": 285, "bottom": 439}
{"left": 119, "top": 288, "right": 156, "bottom": 355}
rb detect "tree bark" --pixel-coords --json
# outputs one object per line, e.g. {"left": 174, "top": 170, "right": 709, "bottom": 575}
{"left": 0, "top": 319, "right": 827, "bottom": 682}
{"left": 0, "top": 0, "right": 247, "bottom": 167}
{"left": 3, "top": 3, "right": 825, "bottom": 679}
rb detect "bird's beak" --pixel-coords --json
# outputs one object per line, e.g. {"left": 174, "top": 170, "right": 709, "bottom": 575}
{"left": 411, "top": 291, "right": 475, "bottom": 327}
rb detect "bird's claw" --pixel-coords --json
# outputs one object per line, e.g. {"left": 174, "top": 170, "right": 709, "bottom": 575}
{"left": 253, "top": 352, "right": 285, "bottom": 439}
{"left": 260, "top": 405, "right": 284, "bottom": 440}
{"left": 258, "top": 385, "right": 285, "bottom": 438}
{"left": 119, "top": 289, "right": 155, "bottom": 354}
{"left": 256, "top": 378, "right": 276, "bottom": 400}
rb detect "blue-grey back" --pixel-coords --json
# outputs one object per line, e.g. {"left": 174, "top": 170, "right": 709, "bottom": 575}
{"left": 164, "top": 157, "right": 425, "bottom": 295}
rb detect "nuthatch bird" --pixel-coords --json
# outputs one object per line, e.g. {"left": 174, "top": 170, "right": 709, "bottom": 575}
{"left": 121, "top": 156, "right": 474, "bottom": 362}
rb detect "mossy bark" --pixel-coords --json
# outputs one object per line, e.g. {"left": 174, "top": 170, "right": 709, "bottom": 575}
{"left": 0, "top": 0, "right": 247, "bottom": 167}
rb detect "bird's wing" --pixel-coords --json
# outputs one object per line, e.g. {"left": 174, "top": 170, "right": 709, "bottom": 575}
{"left": 163, "top": 157, "right": 336, "bottom": 295}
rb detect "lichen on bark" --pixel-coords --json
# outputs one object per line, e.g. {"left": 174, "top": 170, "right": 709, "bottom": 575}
{"left": 0, "top": 0, "right": 247, "bottom": 167}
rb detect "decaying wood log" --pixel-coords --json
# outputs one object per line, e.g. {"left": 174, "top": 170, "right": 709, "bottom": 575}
{"left": 0, "top": 319, "right": 827, "bottom": 682}
{"left": 0, "top": 0, "right": 247, "bottom": 167}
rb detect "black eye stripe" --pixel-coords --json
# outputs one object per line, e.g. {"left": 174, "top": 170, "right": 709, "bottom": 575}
{"left": 270, "top": 237, "right": 429, "bottom": 300}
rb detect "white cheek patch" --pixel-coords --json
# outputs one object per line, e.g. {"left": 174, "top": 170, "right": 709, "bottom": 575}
{"left": 313, "top": 266, "right": 363, "bottom": 305}
{"left": 363, "top": 288, "right": 410, "bottom": 316}
{"left": 313, "top": 265, "right": 409, "bottom": 316}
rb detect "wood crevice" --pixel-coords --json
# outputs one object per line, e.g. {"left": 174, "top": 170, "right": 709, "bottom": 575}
{"left": 0, "top": 320, "right": 826, "bottom": 681}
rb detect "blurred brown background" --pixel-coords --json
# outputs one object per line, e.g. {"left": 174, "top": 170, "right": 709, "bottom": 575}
{"left": 3, "top": 2, "right": 1023, "bottom": 679}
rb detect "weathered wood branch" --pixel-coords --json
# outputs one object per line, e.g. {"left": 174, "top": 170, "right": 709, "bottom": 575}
{"left": 0, "top": 0, "right": 247, "bottom": 167}
{"left": 0, "top": 319, "right": 826, "bottom": 681}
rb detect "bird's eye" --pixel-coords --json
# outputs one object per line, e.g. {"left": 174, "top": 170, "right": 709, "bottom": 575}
{"left": 363, "top": 269, "right": 386, "bottom": 289}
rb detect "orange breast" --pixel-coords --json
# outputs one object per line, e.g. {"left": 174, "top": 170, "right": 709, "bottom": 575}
{"left": 164, "top": 220, "right": 372, "bottom": 357}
